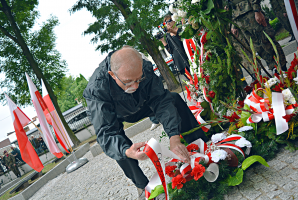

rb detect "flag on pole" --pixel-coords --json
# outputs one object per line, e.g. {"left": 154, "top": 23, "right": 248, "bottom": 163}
{"left": 25, "top": 73, "right": 63, "bottom": 158}
{"left": 41, "top": 79, "right": 73, "bottom": 153}
{"left": 285, "top": 0, "right": 298, "bottom": 42}
{"left": 5, "top": 94, "right": 44, "bottom": 172}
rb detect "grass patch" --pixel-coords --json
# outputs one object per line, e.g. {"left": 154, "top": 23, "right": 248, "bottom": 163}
{"left": 275, "top": 29, "right": 290, "bottom": 41}
{"left": 0, "top": 187, "right": 18, "bottom": 200}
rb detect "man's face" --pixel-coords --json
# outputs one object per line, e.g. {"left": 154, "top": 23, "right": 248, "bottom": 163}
{"left": 165, "top": 18, "right": 175, "bottom": 30}
{"left": 109, "top": 61, "right": 143, "bottom": 93}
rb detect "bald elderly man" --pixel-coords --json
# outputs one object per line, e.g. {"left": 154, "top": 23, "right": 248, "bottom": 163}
{"left": 83, "top": 47, "right": 208, "bottom": 200}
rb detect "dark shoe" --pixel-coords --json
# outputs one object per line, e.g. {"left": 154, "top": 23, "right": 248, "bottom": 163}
{"left": 289, "top": 35, "right": 295, "bottom": 42}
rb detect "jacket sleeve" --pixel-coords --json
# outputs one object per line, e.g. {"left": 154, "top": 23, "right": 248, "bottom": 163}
{"left": 144, "top": 61, "right": 181, "bottom": 138}
{"left": 83, "top": 80, "right": 131, "bottom": 161}
{"left": 249, "top": 0, "right": 261, "bottom": 10}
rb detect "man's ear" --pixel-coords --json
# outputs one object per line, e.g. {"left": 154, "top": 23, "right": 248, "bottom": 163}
{"left": 108, "top": 71, "right": 114, "bottom": 78}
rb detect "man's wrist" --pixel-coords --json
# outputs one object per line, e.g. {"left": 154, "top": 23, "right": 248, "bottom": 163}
{"left": 254, "top": 9, "right": 261, "bottom": 12}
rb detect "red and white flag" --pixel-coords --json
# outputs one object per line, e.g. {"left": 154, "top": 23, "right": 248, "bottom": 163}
{"left": 41, "top": 79, "right": 73, "bottom": 153}
{"left": 25, "top": 73, "right": 63, "bottom": 158}
{"left": 285, "top": 0, "right": 298, "bottom": 42}
{"left": 5, "top": 94, "right": 44, "bottom": 172}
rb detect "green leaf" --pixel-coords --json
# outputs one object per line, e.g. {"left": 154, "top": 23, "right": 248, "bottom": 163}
{"left": 148, "top": 185, "right": 164, "bottom": 200}
{"left": 240, "top": 105, "right": 251, "bottom": 125}
{"left": 226, "top": 168, "right": 244, "bottom": 186}
{"left": 203, "top": 0, "right": 214, "bottom": 14}
{"left": 242, "top": 155, "right": 269, "bottom": 171}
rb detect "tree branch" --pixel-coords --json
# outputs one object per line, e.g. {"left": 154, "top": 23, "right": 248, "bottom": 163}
{"left": 0, "top": 24, "right": 18, "bottom": 44}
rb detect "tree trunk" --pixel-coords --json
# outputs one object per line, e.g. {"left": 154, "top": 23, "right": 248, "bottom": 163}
{"left": 142, "top": 37, "right": 178, "bottom": 91}
{"left": 1, "top": 0, "right": 80, "bottom": 147}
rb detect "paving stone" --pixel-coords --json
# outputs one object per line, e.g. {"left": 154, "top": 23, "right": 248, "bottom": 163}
{"left": 272, "top": 161, "right": 288, "bottom": 171}
{"left": 239, "top": 181, "right": 262, "bottom": 200}
{"left": 266, "top": 190, "right": 283, "bottom": 199}
{"left": 256, "top": 195, "right": 271, "bottom": 200}
{"left": 279, "top": 166, "right": 296, "bottom": 177}
{"left": 278, "top": 191, "right": 296, "bottom": 200}
{"left": 249, "top": 173, "right": 265, "bottom": 183}
{"left": 228, "top": 192, "right": 245, "bottom": 200}
{"left": 283, "top": 181, "right": 298, "bottom": 191}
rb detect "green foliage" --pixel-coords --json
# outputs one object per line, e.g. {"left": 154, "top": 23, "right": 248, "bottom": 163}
{"left": 269, "top": 18, "right": 282, "bottom": 31}
{"left": 0, "top": 1, "right": 67, "bottom": 106}
{"left": 148, "top": 184, "right": 165, "bottom": 199}
{"left": 241, "top": 155, "right": 269, "bottom": 170}
{"left": 70, "top": 0, "right": 167, "bottom": 53}
{"left": 226, "top": 168, "right": 243, "bottom": 186}
{"left": 261, "top": 5, "right": 276, "bottom": 20}
{"left": 178, "top": 0, "right": 245, "bottom": 112}
{"left": 57, "top": 74, "right": 88, "bottom": 112}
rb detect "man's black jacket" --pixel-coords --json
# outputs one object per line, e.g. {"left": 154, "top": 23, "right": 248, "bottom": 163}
{"left": 83, "top": 52, "right": 181, "bottom": 161}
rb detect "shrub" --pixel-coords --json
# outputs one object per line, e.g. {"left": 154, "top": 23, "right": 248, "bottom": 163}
{"left": 270, "top": 18, "right": 282, "bottom": 31}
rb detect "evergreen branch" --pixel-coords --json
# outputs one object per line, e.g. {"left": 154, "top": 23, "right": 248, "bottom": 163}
{"left": 219, "top": 100, "right": 254, "bottom": 114}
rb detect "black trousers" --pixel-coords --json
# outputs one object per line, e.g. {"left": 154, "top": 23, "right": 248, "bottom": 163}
{"left": 117, "top": 92, "right": 209, "bottom": 189}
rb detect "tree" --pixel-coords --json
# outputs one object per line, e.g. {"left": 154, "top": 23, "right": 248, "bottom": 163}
{"left": 0, "top": 0, "right": 80, "bottom": 146}
{"left": 57, "top": 74, "right": 88, "bottom": 112}
{"left": 70, "top": 0, "right": 179, "bottom": 91}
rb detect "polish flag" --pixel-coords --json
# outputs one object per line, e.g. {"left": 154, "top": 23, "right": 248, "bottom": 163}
{"left": 41, "top": 79, "right": 73, "bottom": 153}
{"left": 285, "top": 0, "right": 298, "bottom": 42}
{"left": 25, "top": 73, "right": 63, "bottom": 158}
{"left": 5, "top": 94, "right": 44, "bottom": 172}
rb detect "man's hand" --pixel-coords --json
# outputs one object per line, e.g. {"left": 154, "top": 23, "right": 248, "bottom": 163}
{"left": 170, "top": 135, "right": 190, "bottom": 164}
{"left": 14, "top": 164, "right": 16, "bottom": 166}
{"left": 125, "top": 142, "right": 148, "bottom": 160}
{"left": 8, "top": 167, "right": 10, "bottom": 169}
{"left": 231, "top": 28, "right": 239, "bottom": 37}
{"left": 255, "top": 12, "right": 267, "bottom": 27}
{"left": 283, "top": 13, "right": 287, "bottom": 17}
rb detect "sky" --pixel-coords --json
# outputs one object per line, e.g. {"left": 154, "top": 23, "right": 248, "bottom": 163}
{"left": 0, "top": 0, "right": 108, "bottom": 141}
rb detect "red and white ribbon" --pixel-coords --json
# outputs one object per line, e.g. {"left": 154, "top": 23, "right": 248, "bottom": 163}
{"left": 189, "top": 102, "right": 211, "bottom": 132}
{"left": 245, "top": 89, "right": 274, "bottom": 124}
{"left": 272, "top": 92, "right": 289, "bottom": 135}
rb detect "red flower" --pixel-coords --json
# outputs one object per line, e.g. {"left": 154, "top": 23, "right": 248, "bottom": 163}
{"left": 172, "top": 174, "right": 186, "bottom": 189}
{"left": 186, "top": 144, "right": 199, "bottom": 152}
{"left": 205, "top": 75, "right": 210, "bottom": 84}
{"left": 223, "top": 112, "right": 240, "bottom": 122}
{"left": 194, "top": 73, "right": 199, "bottom": 90}
{"left": 165, "top": 165, "right": 176, "bottom": 177}
{"left": 244, "top": 85, "right": 253, "bottom": 93}
{"left": 238, "top": 100, "right": 244, "bottom": 108}
{"left": 282, "top": 114, "right": 295, "bottom": 122}
{"left": 185, "top": 86, "right": 191, "bottom": 101}
{"left": 190, "top": 164, "right": 206, "bottom": 181}
{"left": 185, "top": 68, "right": 194, "bottom": 84}
{"left": 201, "top": 32, "right": 207, "bottom": 45}
{"left": 208, "top": 91, "right": 215, "bottom": 98}
{"left": 206, "top": 52, "right": 211, "bottom": 61}
{"left": 272, "top": 84, "right": 282, "bottom": 92}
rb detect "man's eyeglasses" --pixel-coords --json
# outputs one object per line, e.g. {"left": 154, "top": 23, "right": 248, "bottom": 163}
{"left": 114, "top": 71, "right": 146, "bottom": 87}
{"left": 165, "top": 19, "right": 173, "bottom": 24}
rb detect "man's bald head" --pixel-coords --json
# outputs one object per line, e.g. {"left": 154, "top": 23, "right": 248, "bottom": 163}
{"left": 110, "top": 47, "right": 143, "bottom": 73}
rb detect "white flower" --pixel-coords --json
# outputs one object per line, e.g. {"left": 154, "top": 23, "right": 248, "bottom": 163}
{"left": 238, "top": 126, "right": 253, "bottom": 132}
{"left": 169, "top": 4, "right": 177, "bottom": 14}
{"left": 191, "top": 0, "right": 200, "bottom": 4}
{"left": 293, "top": 76, "right": 298, "bottom": 85}
{"left": 172, "top": 13, "right": 179, "bottom": 22}
{"left": 211, "top": 150, "right": 228, "bottom": 163}
{"left": 211, "top": 133, "right": 226, "bottom": 144}
{"left": 178, "top": 10, "right": 187, "bottom": 18}
{"left": 265, "top": 77, "right": 279, "bottom": 88}
{"left": 289, "top": 97, "right": 296, "bottom": 105}
{"left": 282, "top": 88, "right": 293, "bottom": 101}
{"left": 235, "top": 137, "right": 252, "bottom": 148}
{"left": 226, "top": 109, "right": 233, "bottom": 116}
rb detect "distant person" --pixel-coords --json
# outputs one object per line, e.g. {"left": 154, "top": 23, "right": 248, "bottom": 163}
{"left": 11, "top": 147, "right": 23, "bottom": 163}
{"left": 38, "top": 136, "right": 47, "bottom": 151}
{"left": 0, "top": 155, "right": 7, "bottom": 171}
{"left": 3, "top": 150, "right": 21, "bottom": 178}
{"left": 30, "top": 136, "right": 41, "bottom": 154}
